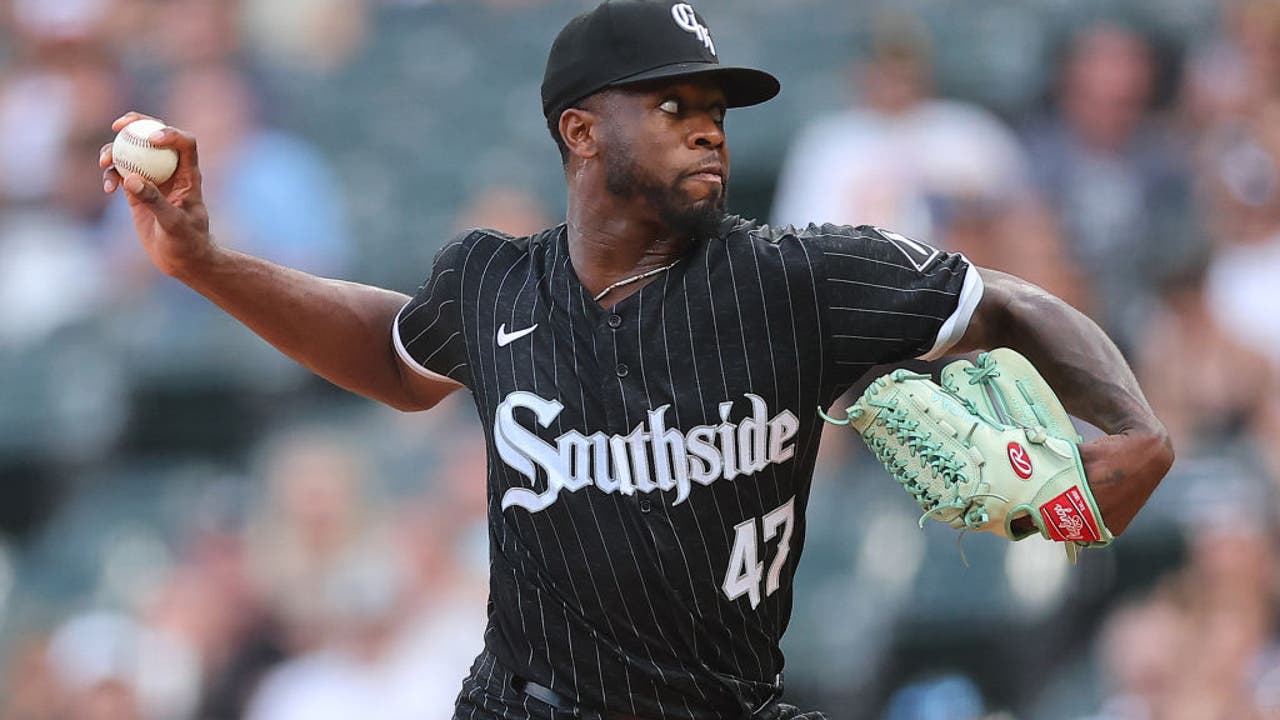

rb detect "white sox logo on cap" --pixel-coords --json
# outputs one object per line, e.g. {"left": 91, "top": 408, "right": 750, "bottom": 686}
{"left": 671, "top": 3, "right": 715, "bottom": 56}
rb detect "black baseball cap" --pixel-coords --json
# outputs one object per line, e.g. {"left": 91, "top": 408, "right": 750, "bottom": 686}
{"left": 541, "top": 1, "right": 781, "bottom": 120}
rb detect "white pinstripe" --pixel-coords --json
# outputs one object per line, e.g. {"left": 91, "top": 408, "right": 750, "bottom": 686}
{"left": 462, "top": 239, "right": 540, "bottom": 688}
{"left": 795, "top": 240, "right": 827, "bottom": 398}
{"left": 398, "top": 248, "right": 459, "bottom": 321}
{"left": 706, "top": 248, "right": 769, "bottom": 682}
{"left": 634, "top": 277, "right": 711, "bottom": 708}
{"left": 478, "top": 248, "right": 539, "bottom": 672}
{"left": 675, "top": 268, "right": 741, "bottom": 703}
{"left": 829, "top": 306, "right": 946, "bottom": 320}
{"left": 493, "top": 258, "right": 558, "bottom": 678}
{"left": 579, "top": 279, "right": 640, "bottom": 717}
{"left": 790, "top": 240, "right": 830, "bottom": 579}
{"left": 822, "top": 249, "right": 962, "bottom": 276}
{"left": 399, "top": 265, "right": 455, "bottom": 319}
{"left": 825, "top": 276, "right": 959, "bottom": 295}
{"left": 831, "top": 334, "right": 922, "bottom": 341}
{"left": 651, "top": 271, "right": 710, "bottom": 632}
{"left": 516, "top": 250, "right": 587, "bottom": 698}
{"left": 557, "top": 241, "right": 611, "bottom": 707}
{"left": 607, "top": 308, "right": 680, "bottom": 698}
{"left": 393, "top": 319, "right": 465, "bottom": 384}
{"left": 417, "top": 330, "right": 462, "bottom": 365}
{"left": 746, "top": 237, "right": 789, "bottom": 645}
{"left": 487, "top": 255, "right": 553, "bottom": 675}
{"left": 402, "top": 298, "right": 457, "bottom": 348}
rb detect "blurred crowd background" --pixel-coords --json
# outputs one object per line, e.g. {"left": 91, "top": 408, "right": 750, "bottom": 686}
{"left": 1, "top": 0, "right": 1278, "bottom": 718}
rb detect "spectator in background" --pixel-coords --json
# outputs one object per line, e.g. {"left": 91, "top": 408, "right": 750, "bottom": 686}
{"left": 0, "top": 0, "right": 118, "bottom": 204}
{"left": 454, "top": 184, "right": 553, "bottom": 239}
{"left": 242, "top": 429, "right": 486, "bottom": 719}
{"left": 1163, "top": 485, "right": 1279, "bottom": 720}
{"left": 158, "top": 62, "right": 350, "bottom": 278}
{"left": 0, "top": 16, "right": 129, "bottom": 469}
{"left": 1021, "top": 23, "right": 1199, "bottom": 352}
{"left": 157, "top": 522, "right": 279, "bottom": 720}
{"left": 1085, "top": 590, "right": 1188, "bottom": 720}
{"left": 1080, "top": 479, "right": 1279, "bottom": 720}
{"left": 241, "top": 0, "right": 371, "bottom": 74}
{"left": 131, "top": 0, "right": 241, "bottom": 70}
{"left": 244, "top": 430, "right": 392, "bottom": 655}
{"left": 1182, "top": 0, "right": 1280, "bottom": 129}
{"left": 1198, "top": 100, "right": 1280, "bottom": 369}
{"left": 771, "top": 14, "right": 1080, "bottom": 304}
{"left": 105, "top": 62, "right": 351, "bottom": 287}
{"left": 103, "top": 62, "right": 351, "bottom": 395}
{"left": 771, "top": 15, "right": 1023, "bottom": 241}
{"left": 0, "top": 129, "right": 112, "bottom": 349}
{"left": 242, "top": 552, "right": 413, "bottom": 720}
{"left": 2, "top": 638, "right": 66, "bottom": 720}
{"left": 101, "top": 62, "right": 350, "bottom": 284}
{"left": 43, "top": 610, "right": 189, "bottom": 720}
{"left": 1135, "top": 254, "right": 1280, "bottom": 477}
{"left": 0, "top": 3, "right": 124, "bottom": 349}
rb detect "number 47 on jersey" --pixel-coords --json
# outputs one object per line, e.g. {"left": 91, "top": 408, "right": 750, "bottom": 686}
{"left": 722, "top": 496, "right": 795, "bottom": 608}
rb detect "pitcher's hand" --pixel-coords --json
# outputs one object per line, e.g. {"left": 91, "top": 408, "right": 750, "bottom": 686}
{"left": 1077, "top": 430, "right": 1173, "bottom": 536}
{"left": 101, "top": 112, "right": 214, "bottom": 278}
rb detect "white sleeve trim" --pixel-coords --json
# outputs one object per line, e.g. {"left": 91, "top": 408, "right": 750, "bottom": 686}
{"left": 392, "top": 304, "right": 464, "bottom": 387}
{"left": 916, "top": 259, "right": 984, "bottom": 361}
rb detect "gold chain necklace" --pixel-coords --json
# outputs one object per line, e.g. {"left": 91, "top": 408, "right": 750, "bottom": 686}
{"left": 593, "top": 260, "right": 680, "bottom": 302}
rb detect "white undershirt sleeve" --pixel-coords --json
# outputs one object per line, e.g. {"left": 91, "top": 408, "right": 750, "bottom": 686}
{"left": 916, "top": 260, "right": 984, "bottom": 361}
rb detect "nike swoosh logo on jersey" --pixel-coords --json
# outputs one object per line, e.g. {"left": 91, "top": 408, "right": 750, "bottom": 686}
{"left": 497, "top": 323, "right": 538, "bottom": 347}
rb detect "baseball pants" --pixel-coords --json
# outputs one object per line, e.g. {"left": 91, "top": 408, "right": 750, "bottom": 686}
{"left": 452, "top": 649, "right": 829, "bottom": 720}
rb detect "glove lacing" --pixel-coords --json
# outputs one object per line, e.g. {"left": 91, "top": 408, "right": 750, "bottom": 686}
{"left": 818, "top": 372, "right": 1003, "bottom": 532}
{"left": 963, "top": 353, "right": 1001, "bottom": 385}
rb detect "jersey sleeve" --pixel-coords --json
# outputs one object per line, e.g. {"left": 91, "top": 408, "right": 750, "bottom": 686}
{"left": 393, "top": 234, "right": 472, "bottom": 388}
{"left": 810, "top": 224, "right": 984, "bottom": 383}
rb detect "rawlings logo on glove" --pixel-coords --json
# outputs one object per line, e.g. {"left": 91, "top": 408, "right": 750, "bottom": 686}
{"left": 1007, "top": 442, "right": 1032, "bottom": 478}
{"left": 820, "top": 349, "right": 1113, "bottom": 562}
{"left": 1041, "top": 487, "right": 1103, "bottom": 543}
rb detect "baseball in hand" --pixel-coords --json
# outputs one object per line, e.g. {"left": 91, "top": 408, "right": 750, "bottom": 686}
{"left": 112, "top": 118, "right": 178, "bottom": 185}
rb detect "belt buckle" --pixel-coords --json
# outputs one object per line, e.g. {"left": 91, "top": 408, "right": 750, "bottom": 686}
{"left": 511, "top": 675, "right": 579, "bottom": 715}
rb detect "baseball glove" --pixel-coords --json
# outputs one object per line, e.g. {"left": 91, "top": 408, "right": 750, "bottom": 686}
{"left": 821, "top": 349, "right": 1113, "bottom": 562}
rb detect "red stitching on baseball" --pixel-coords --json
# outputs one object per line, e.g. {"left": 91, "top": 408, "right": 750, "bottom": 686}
{"left": 122, "top": 127, "right": 158, "bottom": 149}
{"left": 113, "top": 155, "right": 164, "bottom": 183}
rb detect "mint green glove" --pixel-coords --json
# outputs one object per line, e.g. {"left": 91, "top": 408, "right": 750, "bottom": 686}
{"left": 821, "top": 349, "right": 1113, "bottom": 562}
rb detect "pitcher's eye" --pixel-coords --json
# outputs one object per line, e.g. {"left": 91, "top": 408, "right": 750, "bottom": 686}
{"left": 659, "top": 99, "right": 679, "bottom": 114}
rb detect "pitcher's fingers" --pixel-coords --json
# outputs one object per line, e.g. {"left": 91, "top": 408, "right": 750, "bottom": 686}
{"left": 122, "top": 173, "right": 186, "bottom": 231}
{"left": 111, "top": 111, "right": 159, "bottom": 133}
{"left": 103, "top": 166, "right": 122, "bottom": 193}
{"left": 99, "top": 143, "right": 113, "bottom": 169}
{"left": 147, "top": 127, "right": 199, "bottom": 169}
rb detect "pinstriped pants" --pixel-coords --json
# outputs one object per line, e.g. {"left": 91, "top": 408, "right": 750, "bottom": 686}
{"left": 452, "top": 650, "right": 829, "bottom": 720}
{"left": 754, "top": 704, "right": 828, "bottom": 720}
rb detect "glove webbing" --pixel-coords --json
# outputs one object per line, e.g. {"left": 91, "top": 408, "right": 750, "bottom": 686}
{"left": 821, "top": 371, "right": 1006, "bottom": 532}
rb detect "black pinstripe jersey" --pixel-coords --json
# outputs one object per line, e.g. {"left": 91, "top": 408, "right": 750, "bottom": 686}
{"left": 394, "top": 217, "right": 983, "bottom": 720}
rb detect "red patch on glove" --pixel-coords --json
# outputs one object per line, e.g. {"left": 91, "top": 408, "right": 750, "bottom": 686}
{"left": 1039, "top": 487, "right": 1102, "bottom": 542}
{"left": 1007, "top": 442, "right": 1033, "bottom": 478}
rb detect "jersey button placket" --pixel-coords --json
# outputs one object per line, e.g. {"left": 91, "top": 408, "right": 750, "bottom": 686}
{"left": 595, "top": 309, "right": 628, "bottom": 432}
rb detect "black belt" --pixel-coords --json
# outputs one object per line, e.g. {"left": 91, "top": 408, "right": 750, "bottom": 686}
{"left": 510, "top": 675, "right": 651, "bottom": 720}
{"left": 510, "top": 675, "right": 577, "bottom": 713}
{"left": 508, "top": 675, "right": 785, "bottom": 720}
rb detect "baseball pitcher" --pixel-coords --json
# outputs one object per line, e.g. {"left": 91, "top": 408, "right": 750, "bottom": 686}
{"left": 99, "top": 2, "right": 1173, "bottom": 718}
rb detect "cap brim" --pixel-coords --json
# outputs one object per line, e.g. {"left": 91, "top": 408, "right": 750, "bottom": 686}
{"left": 608, "top": 62, "right": 780, "bottom": 108}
